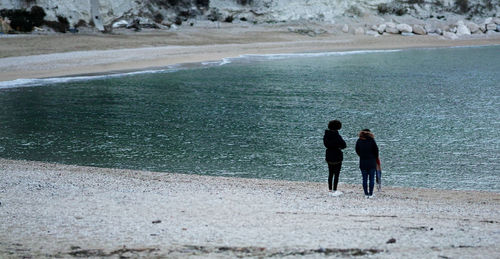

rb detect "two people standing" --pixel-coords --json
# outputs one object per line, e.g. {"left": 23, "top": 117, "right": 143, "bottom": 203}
{"left": 323, "top": 120, "right": 380, "bottom": 198}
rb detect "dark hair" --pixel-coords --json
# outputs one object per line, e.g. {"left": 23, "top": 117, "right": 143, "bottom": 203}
{"left": 362, "top": 128, "right": 371, "bottom": 132}
{"left": 328, "top": 120, "right": 342, "bottom": 130}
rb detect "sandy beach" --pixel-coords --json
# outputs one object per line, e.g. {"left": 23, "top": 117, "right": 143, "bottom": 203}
{"left": 0, "top": 158, "right": 499, "bottom": 258}
{"left": 1, "top": 24, "right": 500, "bottom": 82}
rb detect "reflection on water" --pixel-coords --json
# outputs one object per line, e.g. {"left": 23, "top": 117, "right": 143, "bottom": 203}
{"left": 0, "top": 46, "right": 499, "bottom": 192}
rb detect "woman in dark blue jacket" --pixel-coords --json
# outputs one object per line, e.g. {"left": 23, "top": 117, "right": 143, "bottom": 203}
{"left": 355, "top": 129, "right": 379, "bottom": 198}
{"left": 323, "top": 120, "right": 346, "bottom": 196}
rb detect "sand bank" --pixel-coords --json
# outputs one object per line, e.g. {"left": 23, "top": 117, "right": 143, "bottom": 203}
{"left": 0, "top": 158, "right": 499, "bottom": 258}
{"left": 1, "top": 25, "right": 500, "bottom": 82}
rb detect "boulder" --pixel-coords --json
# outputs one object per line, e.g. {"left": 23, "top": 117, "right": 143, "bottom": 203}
{"left": 466, "top": 22, "right": 480, "bottom": 33}
{"left": 494, "top": 18, "right": 500, "bottom": 24}
{"left": 385, "top": 22, "right": 399, "bottom": 34}
{"left": 412, "top": 24, "right": 426, "bottom": 35}
{"left": 497, "top": 24, "right": 500, "bottom": 32}
{"left": 424, "top": 24, "right": 436, "bottom": 33}
{"left": 484, "top": 17, "right": 493, "bottom": 24}
{"left": 354, "top": 27, "right": 365, "bottom": 35}
{"left": 479, "top": 24, "right": 487, "bottom": 32}
{"left": 396, "top": 23, "right": 412, "bottom": 33}
{"left": 371, "top": 25, "right": 378, "bottom": 31}
{"left": 377, "top": 24, "right": 386, "bottom": 34}
{"left": 486, "top": 23, "right": 497, "bottom": 31}
{"left": 385, "top": 27, "right": 399, "bottom": 34}
{"left": 443, "top": 31, "right": 458, "bottom": 40}
{"left": 456, "top": 22, "right": 471, "bottom": 36}
{"left": 435, "top": 28, "right": 443, "bottom": 35}
{"left": 342, "top": 24, "right": 349, "bottom": 33}
{"left": 366, "top": 30, "right": 379, "bottom": 36}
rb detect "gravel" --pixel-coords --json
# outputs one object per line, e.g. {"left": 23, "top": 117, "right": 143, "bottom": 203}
{"left": 0, "top": 158, "right": 499, "bottom": 258}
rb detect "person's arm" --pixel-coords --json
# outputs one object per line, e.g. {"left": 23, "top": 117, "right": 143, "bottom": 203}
{"left": 373, "top": 140, "right": 379, "bottom": 159}
{"left": 323, "top": 134, "right": 330, "bottom": 149}
{"left": 355, "top": 140, "right": 360, "bottom": 156}
{"left": 338, "top": 134, "right": 347, "bottom": 150}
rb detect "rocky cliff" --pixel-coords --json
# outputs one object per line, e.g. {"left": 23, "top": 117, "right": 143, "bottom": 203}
{"left": 0, "top": 0, "right": 499, "bottom": 34}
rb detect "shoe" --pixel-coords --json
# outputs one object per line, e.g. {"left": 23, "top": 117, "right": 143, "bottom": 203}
{"left": 329, "top": 191, "right": 342, "bottom": 197}
{"left": 365, "top": 195, "right": 370, "bottom": 199}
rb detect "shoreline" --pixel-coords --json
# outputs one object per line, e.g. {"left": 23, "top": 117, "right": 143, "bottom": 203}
{"left": 1, "top": 158, "right": 499, "bottom": 258}
{"left": 0, "top": 46, "right": 454, "bottom": 88}
{"left": 1, "top": 158, "right": 499, "bottom": 194}
{"left": 1, "top": 27, "right": 500, "bottom": 83}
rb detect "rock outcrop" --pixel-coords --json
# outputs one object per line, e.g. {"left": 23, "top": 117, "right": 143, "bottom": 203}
{"left": 0, "top": 0, "right": 499, "bottom": 36}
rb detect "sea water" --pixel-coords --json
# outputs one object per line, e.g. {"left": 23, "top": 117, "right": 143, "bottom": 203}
{"left": 0, "top": 45, "right": 499, "bottom": 192}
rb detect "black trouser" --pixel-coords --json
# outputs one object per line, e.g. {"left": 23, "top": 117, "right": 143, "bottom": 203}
{"left": 327, "top": 161, "right": 342, "bottom": 191}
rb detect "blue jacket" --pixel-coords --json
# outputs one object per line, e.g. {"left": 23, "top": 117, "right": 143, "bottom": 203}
{"left": 323, "top": 130, "right": 346, "bottom": 162}
{"left": 355, "top": 132, "right": 379, "bottom": 171}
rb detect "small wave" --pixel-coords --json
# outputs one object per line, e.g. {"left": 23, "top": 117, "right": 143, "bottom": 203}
{"left": 201, "top": 57, "right": 233, "bottom": 66}
{"left": 0, "top": 75, "right": 109, "bottom": 89}
{"left": 201, "top": 49, "right": 402, "bottom": 67}
{"left": 0, "top": 67, "right": 180, "bottom": 89}
{"left": 201, "top": 61, "right": 224, "bottom": 66}
{"left": 239, "top": 49, "right": 402, "bottom": 60}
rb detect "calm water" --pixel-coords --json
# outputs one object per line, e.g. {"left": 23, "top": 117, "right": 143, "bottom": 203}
{"left": 1, "top": 46, "right": 499, "bottom": 192}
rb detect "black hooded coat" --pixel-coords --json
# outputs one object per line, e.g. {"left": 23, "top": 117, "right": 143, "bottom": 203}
{"left": 323, "top": 130, "right": 347, "bottom": 163}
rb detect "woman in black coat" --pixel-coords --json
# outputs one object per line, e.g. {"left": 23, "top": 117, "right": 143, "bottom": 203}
{"left": 323, "top": 120, "right": 346, "bottom": 196}
{"left": 355, "top": 129, "right": 379, "bottom": 198}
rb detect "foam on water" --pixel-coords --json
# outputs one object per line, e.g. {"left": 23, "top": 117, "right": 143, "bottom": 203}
{"left": 0, "top": 67, "right": 181, "bottom": 90}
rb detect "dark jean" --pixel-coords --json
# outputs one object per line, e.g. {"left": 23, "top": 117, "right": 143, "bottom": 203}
{"left": 327, "top": 161, "right": 342, "bottom": 191}
{"left": 361, "top": 168, "right": 376, "bottom": 196}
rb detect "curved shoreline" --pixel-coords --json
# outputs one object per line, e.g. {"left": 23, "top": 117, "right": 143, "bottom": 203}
{"left": 1, "top": 28, "right": 500, "bottom": 83}
{"left": 0, "top": 158, "right": 499, "bottom": 258}
{"left": 0, "top": 48, "right": 407, "bottom": 89}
